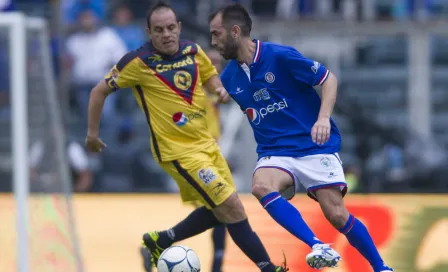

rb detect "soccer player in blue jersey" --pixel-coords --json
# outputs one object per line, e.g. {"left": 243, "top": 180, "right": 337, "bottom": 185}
{"left": 209, "top": 4, "right": 394, "bottom": 272}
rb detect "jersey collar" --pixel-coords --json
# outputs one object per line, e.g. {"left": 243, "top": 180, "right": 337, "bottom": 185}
{"left": 252, "top": 39, "right": 262, "bottom": 64}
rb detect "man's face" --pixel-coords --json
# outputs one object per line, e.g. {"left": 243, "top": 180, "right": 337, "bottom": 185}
{"left": 147, "top": 8, "right": 181, "bottom": 55}
{"left": 79, "top": 11, "right": 96, "bottom": 32}
{"left": 209, "top": 14, "right": 238, "bottom": 60}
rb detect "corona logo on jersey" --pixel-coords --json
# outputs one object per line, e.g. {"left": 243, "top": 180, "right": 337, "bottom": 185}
{"left": 172, "top": 110, "right": 206, "bottom": 126}
{"left": 246, "top": 98, "right": 289, "bottom": 125}
{"left": 174, "top": 71, "right": 193, "bottom": 91}
{"left": 156, "top": 56, "right": 194, "bottom": 73}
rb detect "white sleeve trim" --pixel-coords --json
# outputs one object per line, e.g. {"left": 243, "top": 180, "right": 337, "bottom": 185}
{"left": 318, "top": 69, "right": 330, "bottom": 86}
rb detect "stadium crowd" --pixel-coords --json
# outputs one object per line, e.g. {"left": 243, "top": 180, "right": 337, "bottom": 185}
{"left": 0, "top": 0, "right": 448, "bottom": 194}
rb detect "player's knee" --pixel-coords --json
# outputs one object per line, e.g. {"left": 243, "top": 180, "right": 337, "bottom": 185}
{"left": 213, "top": 193, "right": 247, "bottom": 223}
{"left": 323, "top": 205, "right": 349, "bottom": 229}
{"left": 251, "top": 180, "right": 275, "bottom": 200}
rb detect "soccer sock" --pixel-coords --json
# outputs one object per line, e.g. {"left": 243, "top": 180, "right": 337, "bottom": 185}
{"left": 157, "top": 206, "right": 221, "bottom": 248}
{"left": 211, "top": 225, "right": 226, "bottom": 272}
{"left": 226, "top": 219, "right": 277, "bottom": 272}
{"left": 339, "top": 214, "right": 386, "bottom": 271}
{"left": 260, "top": 192, "right": 322, "bottom": 248}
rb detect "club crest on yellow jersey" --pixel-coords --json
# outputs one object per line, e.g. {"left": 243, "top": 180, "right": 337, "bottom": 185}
{"left": 174, "top": 71, "right": 193, "bottom": 91}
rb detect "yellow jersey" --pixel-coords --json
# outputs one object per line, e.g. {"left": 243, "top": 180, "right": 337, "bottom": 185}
{"left": 104, "top": 40, "right": 219, "bottom": 162}
{"left": 204, "top": 93, "right": 221, "bottom": 141}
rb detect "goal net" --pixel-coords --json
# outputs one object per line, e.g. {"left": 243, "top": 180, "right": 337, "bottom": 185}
{"left": 0, "top": 13, "right": 82, "bottom": 272}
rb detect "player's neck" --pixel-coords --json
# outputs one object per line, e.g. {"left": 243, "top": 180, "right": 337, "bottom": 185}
{"left": 237, "top": 38, "right": 256, "bottom": 65}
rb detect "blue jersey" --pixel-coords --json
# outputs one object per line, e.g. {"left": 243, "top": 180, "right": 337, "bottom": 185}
{"left": 221, "top": 40, "right": 341, "bottom": 159}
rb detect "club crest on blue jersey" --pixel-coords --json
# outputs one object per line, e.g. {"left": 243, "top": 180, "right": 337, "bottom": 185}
{"left": 265, "top": 72, "right": 275, "bottom": 83}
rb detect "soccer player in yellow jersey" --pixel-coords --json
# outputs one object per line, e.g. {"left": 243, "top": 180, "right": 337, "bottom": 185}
{"left": 85, "top": 2, "right": 286, "bottom": 272}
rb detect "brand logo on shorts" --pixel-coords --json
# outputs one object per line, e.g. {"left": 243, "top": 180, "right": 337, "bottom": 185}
{"left": 213, "top": 182, "right": 225, "bottom": 196}
{"left": 198, "top": 168, "right": 216, "bottom": 185}
{"left": 320, "top": 157, "right": 331, "bottom": 168}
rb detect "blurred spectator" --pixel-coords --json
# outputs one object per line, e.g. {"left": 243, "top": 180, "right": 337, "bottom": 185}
{"left": 62, "top": 0, "right": 106, "bottom": 26}
{"left": 29, "top": 139, "right": 93, "bottom": 192}
{"left": 112, "top": 5, "right": 145, "bottom": 51}
{"left": 65, "top": 10, "right": 127, "bottom": 126}
{"left": 0, "top": 0, "right": 14, "bottom": 11}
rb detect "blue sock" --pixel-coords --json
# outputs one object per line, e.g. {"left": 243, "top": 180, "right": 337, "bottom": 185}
{"left": 260, "top": 192, "right": 322, "bottom": 248}
{"left": 339, "top": 214, "right": 387, "bottom": 271}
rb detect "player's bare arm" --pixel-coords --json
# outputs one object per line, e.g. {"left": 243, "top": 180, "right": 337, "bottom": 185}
{"left": 203, "top": 74, "right": 230, "bottom": 103}
{"left": 312, "top": 72, "right": 338, "bottom": 146}
{"left": 85, "top": 80, "right": 110, "bottom": 152}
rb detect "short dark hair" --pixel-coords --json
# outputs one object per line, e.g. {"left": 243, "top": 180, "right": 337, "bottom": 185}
{"left": 146, "top": 1, "right": 179, "bottom": 29}
{"left": 208, "top": 4, "right": 252, "bottom": 36}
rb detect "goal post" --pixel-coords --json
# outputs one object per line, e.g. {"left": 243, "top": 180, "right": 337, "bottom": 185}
{"left": 0, "top": 12, "right": 83, "bottom": 272}
{"left": 1, "top": 12, "right": 29, "bottom": 272}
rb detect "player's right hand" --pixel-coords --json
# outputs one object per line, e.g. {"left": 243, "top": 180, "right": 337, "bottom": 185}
{"left": 85, "top": 135, "right": 107, "bottom": 152}
{"left": 216, "top": 86, "right": 230, "bottom": 103}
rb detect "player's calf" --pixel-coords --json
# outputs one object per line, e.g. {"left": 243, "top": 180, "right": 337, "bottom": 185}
{"left": 213, "top": 192, "right": 280, "bottom": 272}
{"left": 315, "top": 188, "right": 394, "bottom": 272}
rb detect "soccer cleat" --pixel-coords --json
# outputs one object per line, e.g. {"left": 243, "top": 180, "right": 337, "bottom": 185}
{"left": 142, "top": 231, "right": 168, "bottom": 267}
{"left": 306, "top": 243, "right": 341, "bottom": 269}
{"left": 274, "top": 250, "right": 289, "bottom": 271}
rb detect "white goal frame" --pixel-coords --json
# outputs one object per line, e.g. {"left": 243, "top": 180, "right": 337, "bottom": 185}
{"left": 0, "top": 12, "right": 82, "bottom": 272}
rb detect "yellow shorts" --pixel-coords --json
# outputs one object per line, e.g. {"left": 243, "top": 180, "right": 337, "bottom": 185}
{"left": 159, "top": 145, "right": 236, "bottom": 209}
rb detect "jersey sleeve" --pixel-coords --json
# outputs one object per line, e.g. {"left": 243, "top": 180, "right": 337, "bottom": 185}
{"left": 282, "top": 47, "right": 330, "bottom": 87}
{"left": 219, "top": 63, "right": 232, "bottom": 90}
{"left": 104, "top": 51, "right": 141, "bottom": 92}
{"left": 195, "top": 44, "right": 218, "bottom": 84}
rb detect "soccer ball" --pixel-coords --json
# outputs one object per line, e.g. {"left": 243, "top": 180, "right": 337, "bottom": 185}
{"left": 157, "top": 245, "right": 201, "bottom": 272}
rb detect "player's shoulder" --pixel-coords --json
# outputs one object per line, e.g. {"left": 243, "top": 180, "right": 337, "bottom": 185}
{"left": 115, "top": 42, "right": 153, "bottom": 71}
{"left": 115, "top": 49, "right": 141, "bottom": 71}
{"left": 261, "top": 41, "right": 303, "bottom": 59}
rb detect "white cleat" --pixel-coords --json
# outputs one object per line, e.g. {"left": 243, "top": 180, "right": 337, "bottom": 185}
{"left": 306, "top": 244, "right": 341, "bottom": 270}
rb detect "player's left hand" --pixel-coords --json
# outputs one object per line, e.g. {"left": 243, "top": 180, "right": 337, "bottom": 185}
{"left": 215, "top": 86, "right": 230, "bottom": 103}
{"left": 311, "top": 117, "right": 331, "bottom": 145}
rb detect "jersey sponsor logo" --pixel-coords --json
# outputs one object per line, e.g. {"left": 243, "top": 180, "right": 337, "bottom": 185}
{"left": 311, "top": 61, "right": 321, "bottom": 74}
{"left": 198, "top": 168, "right": 216, "bottom": 185}
{"left": 148, "top": 54, "right": 163, "bottom": 63}
{"left": 253, "top": 88, "right": 270, "bottom": 101}
{"left": 265, "top": 72, "right": 275, "bottom": 83}
{"left": 182, "top": 45, "right": 192, "bottom": 55}
{"left": 172, "top": 110, "right": 206, "bottom": 126}
{"left": 246, "top": 98, "right": 288, "bottom": 125}
{"left": 173, "top": 71, "right": 192, "bottom": 91}
{"left": 155, "top": 56, "right": 194, "bottom": 73}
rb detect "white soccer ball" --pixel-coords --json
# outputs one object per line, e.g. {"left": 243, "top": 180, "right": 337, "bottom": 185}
{"left": 157, "top": 245, "right": 201, "bottom": 272}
